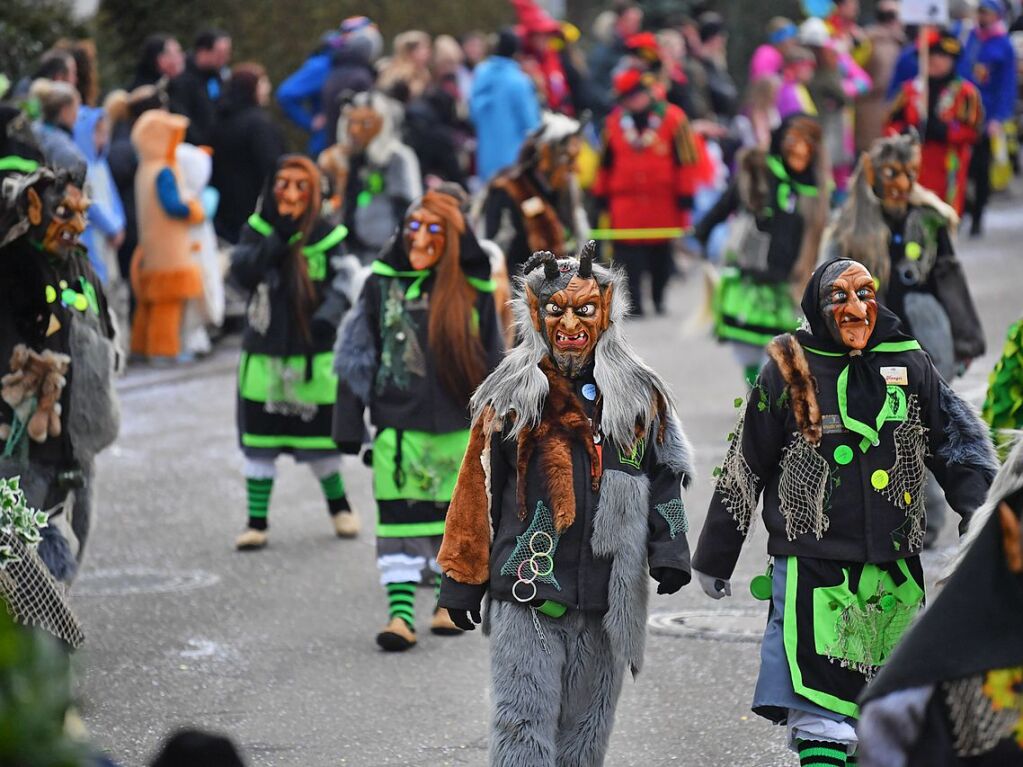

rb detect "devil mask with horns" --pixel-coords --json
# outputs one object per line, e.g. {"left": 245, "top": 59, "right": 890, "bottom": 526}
{"left": 523, "top": 242, "right": 613, "bottom": 379}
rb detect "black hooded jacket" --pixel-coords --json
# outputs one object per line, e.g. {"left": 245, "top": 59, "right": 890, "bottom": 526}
{"left": 693, "top": 263, "right": 996, "bottom": 579}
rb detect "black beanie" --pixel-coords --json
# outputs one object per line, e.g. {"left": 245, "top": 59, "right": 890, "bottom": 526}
{"left": 496, "top": 28, "right": 520, "bottom": 58}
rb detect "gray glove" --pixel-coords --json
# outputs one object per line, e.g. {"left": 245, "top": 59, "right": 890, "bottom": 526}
{"left": 695, "top": 569, "right": 732, "bottom": 600}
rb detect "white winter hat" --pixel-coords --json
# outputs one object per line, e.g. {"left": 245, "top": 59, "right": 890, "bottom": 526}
{"left": 799, "top": 17, "right": 831, "bottom": 48}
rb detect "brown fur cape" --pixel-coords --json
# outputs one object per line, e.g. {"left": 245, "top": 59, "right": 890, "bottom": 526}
{"left": 766, "top": 333, "right": 822, "bottom": 445}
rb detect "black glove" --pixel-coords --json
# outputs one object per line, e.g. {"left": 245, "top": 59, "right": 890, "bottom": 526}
{"left": 337, "top": 441, "right": 362, "bottom": 455}
{"left": 447, "top": 609, "right": 482, "bottom": 631}
{"left": 258, "top": 184, "right": 300, "bottom": 241}
{"left": 651, "top": 567, "right": 689, "bottom": 595}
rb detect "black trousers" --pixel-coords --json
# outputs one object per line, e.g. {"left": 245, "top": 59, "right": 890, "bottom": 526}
{"left": 613, "top": 242, "right": 672, "bottom": 315}
{"left": 968, "top": 132, "right": 992, "bottom": 232}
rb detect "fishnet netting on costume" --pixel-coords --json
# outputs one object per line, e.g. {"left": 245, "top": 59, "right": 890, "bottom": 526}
{"left": 944, "top": 671, "right": 1023, "bottom": 757}
{"left": 656, "top": 499, "right": 688, "bottom": 539}
{"left": 877, "top": 397, "right": 929, "bottom": 551}
{"left": 822, "top": 580, "right": 917, "bottom": 678}
{"left": 500, "top": 501, "right": 562, "bottom": 595}
{"left": 0, "top": 532, "right": 83, "bottom": 648}
{"left": 778, "top": 435, "right": 831, "bottom": 541}
{"left": 715, "top": 409, "right": 760, "bottom": 536}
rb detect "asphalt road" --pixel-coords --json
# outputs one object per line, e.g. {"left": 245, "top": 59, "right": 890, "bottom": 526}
{"left": 73, "top": 192, "right": 1021, "bottom": 767}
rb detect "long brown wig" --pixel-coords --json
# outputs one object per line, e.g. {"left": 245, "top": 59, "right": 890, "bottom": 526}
{"left": 419, "top": 190, "right": 488, "bottom": 404}
{"left": 276, "top": 154, "right": 322, "bottom": 343}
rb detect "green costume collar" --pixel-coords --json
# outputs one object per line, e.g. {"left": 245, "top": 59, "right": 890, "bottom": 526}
{"left": 805, "top": 340, "right": 922, "bottom": 452}
{"left": 371, "top": 260, "right": 495, "bottom": 300}
{"left": 765, "top": 154, "right": 819, "bottom": 210}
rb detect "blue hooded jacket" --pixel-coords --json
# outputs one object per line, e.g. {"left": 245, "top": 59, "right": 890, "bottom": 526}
{"left": 73, "top": 106, "right": 125, "bottom": 283}
{"left": 469, "top": 56, "right": 541, "bottom": 181}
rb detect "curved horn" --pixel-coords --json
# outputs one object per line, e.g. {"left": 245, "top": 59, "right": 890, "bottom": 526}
{"left": 543, "top": 252, "right": 559, "bottom": 281}
{"left": 578, "top": 240, "right": 596, "bottom": 278}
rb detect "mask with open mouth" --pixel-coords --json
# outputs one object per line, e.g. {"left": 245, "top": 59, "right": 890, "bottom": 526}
{"left": 863, "top": 131, "right": 920, "bottom": 218}
{"left": 525, "top": 243, "right": 613, "bottom": 378}
{"left": 26, "top": 177, "right": 89, "bottom": 261}
{"left": 818, "top": 260, "right": 878, "bottom": 350}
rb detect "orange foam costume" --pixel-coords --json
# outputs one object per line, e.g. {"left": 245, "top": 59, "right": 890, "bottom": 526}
{"left": 129, "top": 110, "right": 204, "bottom": 359}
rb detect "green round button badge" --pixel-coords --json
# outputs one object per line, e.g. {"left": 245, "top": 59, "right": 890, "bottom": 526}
{"left": 750, "top": 574, "right": 773, "bottom": 601}
{"left": 833, "top": 445, "right": 854, "bottom": 465}
{"left": 879, "top": 594, "right": 897, "bottom": 613}
{"left": 871, "top": 470, "right": 890, "bottom": 490}
{"left": 906, "top": 241, "right": 922, "bottom": 261}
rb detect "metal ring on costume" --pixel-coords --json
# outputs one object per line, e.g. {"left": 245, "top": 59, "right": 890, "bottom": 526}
{"left": 512, "top": 578, "right": 538, "bottom": 603}
{"left": 517, "top": 560, "right": 537, "bottom": 583}
{"left": 529, "top": 531, "right": 554, "bottom": 556}
{"left": 529, "top": 553, "right": 554, "bottom": 577}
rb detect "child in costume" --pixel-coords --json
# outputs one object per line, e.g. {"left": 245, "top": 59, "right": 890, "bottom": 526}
{"left": 886, "top": 30, "right": 984, "bottom": 216}
{"left": 0, "top": 149, "right": 120, "bottom": 580}
{"left": 333, "top": 186, "right": 504, "bottom": 651}
{"left": 231, "top": 155, "right": 356, "bottom": 551}
{"left": 437, "top": 244, "right": 695, "bottom": 766}
{"left": 858, "top": 440, "right": 1023, "bottom": 767}
{"left": 695, "top": 114, "right": 830, "bottom": 387}
{"left": 692, "top": 259, "right": 997, "bottom": 766}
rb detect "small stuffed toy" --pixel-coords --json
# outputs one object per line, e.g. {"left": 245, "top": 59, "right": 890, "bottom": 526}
{"left": 1, "top": 345, "right": 71, "bottom": 444}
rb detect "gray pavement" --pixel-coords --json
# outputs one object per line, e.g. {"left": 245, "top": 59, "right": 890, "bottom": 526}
{"left": 74, "top": 191, "right": 1021, "bottom": 766}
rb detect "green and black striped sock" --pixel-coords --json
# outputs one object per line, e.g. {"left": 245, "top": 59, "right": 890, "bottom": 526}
{"left": 797, "top": 740, "right": 847, "bottom": 767}
{"left": 387, "top": 582, "right": 417, "bottom": 629}
{"left": 246, "top": 477, "right": 273, "bottom": 530}
{"left": 319, "top": 472, "right": 350, "bottom": 516}
{"left": 845, "top": 754, "right": 857, "bottom": 766}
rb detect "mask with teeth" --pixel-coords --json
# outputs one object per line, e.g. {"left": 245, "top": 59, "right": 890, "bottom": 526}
{"left": 524, "top": 242, "right": 613, "bottom": 378}
{"left": 818, "top": 260, "right": 878, "bottom": 350}
{"left": 862, "top": 131, "right": 920, "bottom": 218}
{"left": 24, "top": 173, "right": 89, "bottom": 261}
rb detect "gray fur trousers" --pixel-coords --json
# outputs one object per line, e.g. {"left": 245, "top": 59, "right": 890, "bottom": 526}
{"left": 489, "top": 600, "right": 624, "bottom": 767}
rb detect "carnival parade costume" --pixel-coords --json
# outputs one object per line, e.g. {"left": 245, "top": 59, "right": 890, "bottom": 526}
{"left": 437, "top": 244, "right": 695, "bottom": 766}
{"left": 982, "top": 315, "right": 1023, "bottom": 456}
{"left": 693, "top": 260, "right": 996, "bottom": 765}
{"left": 886, "top": 31, "right": 984, "bottom": 217}
{"left": 334, "top": 187, "right": 504, "bottom": 651}
{"left": 0, "top": 108, "right": 120, "bottom": 584}
{"left": 858, "top": 440, "right": 1023, "bottom": 766}
{"left": 230, "top": 155, "right": 356, "bottom": 550}
{"left": 696, "top": 114, "right": 830, "bottom": 386}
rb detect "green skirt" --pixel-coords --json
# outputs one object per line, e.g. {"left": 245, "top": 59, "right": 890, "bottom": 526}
{"left": 713, "top": 269, "right": 799, "bottom": 348}
{"left": 237, "top": 351, "right": 338, "bottom": 455}
{"left": 373, "top": 427, "right": 470, "bottom": 539}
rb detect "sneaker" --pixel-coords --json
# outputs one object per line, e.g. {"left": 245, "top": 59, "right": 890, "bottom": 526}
{"left": 235, "top": 528, "right": 268, "bottom": 551}
{"left": 430, "top": 608, "right": 464, "bottom": 637}
{"left": 331, "top": 510, "right": 360, "bottom": 538}
{"left": 376, "top": 617, "right": 417, "bottom": 652}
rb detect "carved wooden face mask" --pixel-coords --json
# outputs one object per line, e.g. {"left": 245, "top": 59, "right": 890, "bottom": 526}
{"left": 273, "top": 165, "right": 313, "bottom": 220}
{"left": 345, "top": 104, "right": 383, "bottom": 153}
{"left": 819, "top": 261, "right": 878, "bottom": 350}
{"left": 28, "top": 182, "right": 89, "bottom": 261}
{"left": 867, "top": 145, "right": 920, "bottom": 216}
{"left": 404, "top": 207, "right": 446, "bottom": 270}
{"left": 539, "top": 275, "right": 610, "bottom": 378}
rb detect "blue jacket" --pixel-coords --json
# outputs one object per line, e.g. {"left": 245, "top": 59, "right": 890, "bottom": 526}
{"left": 886, "top": 21, "right": 981, "bottom": 100}
{"left": 469, "top": 56, "right": 541, "bottom": 182}
{"left": 277, "top": 51, "right": 332, "bottom": 156}
{"left": 959, "top": 29, "right": 1017, "bottom": 123}
{"left": 72, "top": 107, "right": 125, "bottom": 283}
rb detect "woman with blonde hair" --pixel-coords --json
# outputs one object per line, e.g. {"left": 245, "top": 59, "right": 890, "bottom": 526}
{"left": 377, "top": 30, "right": 432, "bottom": 102}
{"left": 29, "top": 79, "right": 86, "bottom": 174}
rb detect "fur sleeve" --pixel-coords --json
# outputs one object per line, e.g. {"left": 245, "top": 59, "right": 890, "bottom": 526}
{"left": 333, "top": 280, "right": 377, "bottom": 402}
{"left": 437, "top": 412, "right": 496, "bottom": 585}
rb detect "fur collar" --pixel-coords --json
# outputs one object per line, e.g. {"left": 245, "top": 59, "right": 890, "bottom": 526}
{"left": 766, "top": 333, "right": 822, "bottom": 444}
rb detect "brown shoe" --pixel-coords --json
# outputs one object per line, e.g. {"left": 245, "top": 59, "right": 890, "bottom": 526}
{"left": 376, "top": 617, "right": 417, "bottom": 652}
{"left": 430, "top": 608, "right": 465, "bottom": 636}
{"left": 331, "top": 510, "right": 359, "bottom": 538}
{"left": 235, "top": 528, "right": 268, "bottom": 551}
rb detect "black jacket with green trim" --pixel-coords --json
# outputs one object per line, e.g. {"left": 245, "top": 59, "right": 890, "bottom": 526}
{"left": 230, "top": 216, "right": 349, "bottom": 357}
{"left": 332, "top": 234, "right": 504, "bottom": 440}
{"left": 693, "top": 335, "right": 996, "bottom": 580}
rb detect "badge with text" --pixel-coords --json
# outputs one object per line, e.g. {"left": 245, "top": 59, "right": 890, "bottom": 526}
{"left": 880, "top": 366, "right": 909, "bottom": 386}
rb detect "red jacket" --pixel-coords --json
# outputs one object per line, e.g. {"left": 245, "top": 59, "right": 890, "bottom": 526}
{"left": 593, "top": 102, "right": 698, "bottom": 243}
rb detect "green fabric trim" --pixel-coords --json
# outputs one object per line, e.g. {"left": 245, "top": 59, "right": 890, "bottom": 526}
{"left": 765, "top": 154, "right": 819, "bottom": 206}
{"left": 465, "top": 275, "right": 497, "bottom": 293}
{"left": 0, "top": 156, "right": 39, "bottom": 173}
{"left": 783, "top": 557, "right": 861, "bottom": 719}
{"left": 238, "top": 351, "right": 338, "bottom": 404}
{"left": 303, "top": 224, "right": 348, "bottom": 255}
{"left": 371, "top": 260, "right": 430, "bottom": 299}
{"left": 377, "top": 520, "right": 447, "bottom": 538}
{"left": 836, "top": 364, "right": 882, "bottom": 451}
{"left": 802, "top": 340, "right": 922, "bottom": 356}
{"left": 247, "top": 213, "right": 273, "bottom": 237}
{"left": 372, "top": 428, "right": 469, "bottom": 502}
{"left": 241, "top": 434, "right": 337, "bottom": 450}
